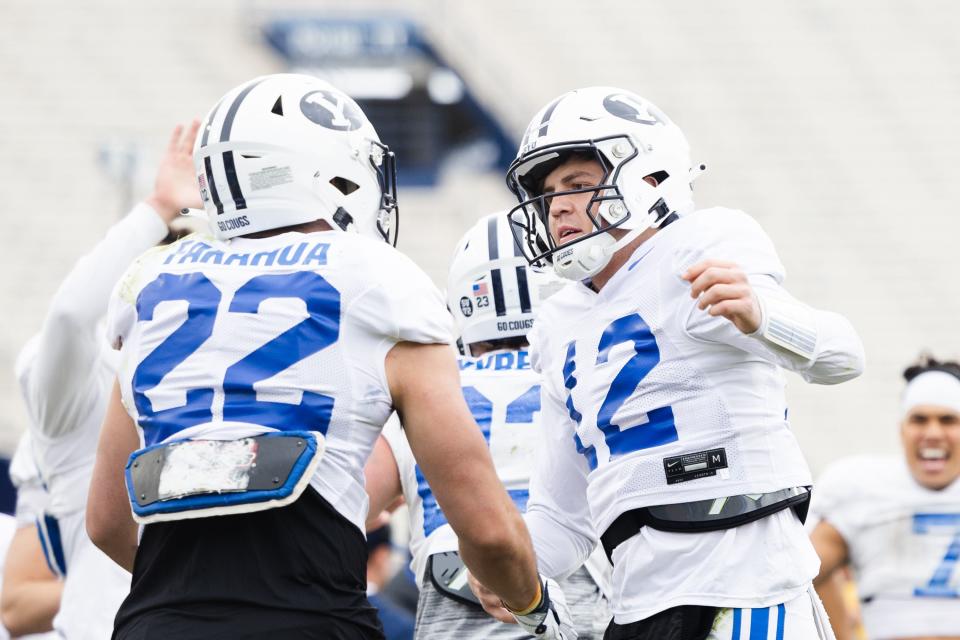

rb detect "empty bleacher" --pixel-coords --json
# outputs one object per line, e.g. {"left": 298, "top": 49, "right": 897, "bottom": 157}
{"left": 0, "top": 0, "right": 957, "bottom": 472}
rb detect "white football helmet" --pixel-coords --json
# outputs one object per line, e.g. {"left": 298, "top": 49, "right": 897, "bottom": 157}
{"left": 194, "top": 73, "right": 398, "bottom": 242}
{"left": 506, "top": 86, "right": 700, "bottom": 281}
{"left": 447, "top": 213, "right": 565, "bottom": 356}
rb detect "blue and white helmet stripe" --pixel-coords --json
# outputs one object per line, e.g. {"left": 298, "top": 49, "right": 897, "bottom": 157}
{"left": 446, "top": 212, "right": 565, "bottom": 355}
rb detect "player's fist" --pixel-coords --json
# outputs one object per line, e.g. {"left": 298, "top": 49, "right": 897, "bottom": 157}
{"left": 510, "top": 577, "right": 578, "bottom": 640}
{"left": 468, "top": 571, "right": 514, "bottom": 623}
{"left": 682, "top": 259, "right": 761, "bottom": 335}
{"left": 468, "top": 573, "right": 578, "bottom": 638}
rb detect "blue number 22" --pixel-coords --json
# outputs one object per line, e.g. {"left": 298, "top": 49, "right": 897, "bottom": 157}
{"left": 133, "top": 271, "right": 340, "bottom": 445}
{"left": 565, "top": 313, "right": 677, "bottom": 469}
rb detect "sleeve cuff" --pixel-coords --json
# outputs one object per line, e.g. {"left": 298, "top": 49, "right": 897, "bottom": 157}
{"left": 752, "top": 292, "right": 818, "bottom": 359}
{"left": 130, "top": 201, "right": 171, "bottom": 244}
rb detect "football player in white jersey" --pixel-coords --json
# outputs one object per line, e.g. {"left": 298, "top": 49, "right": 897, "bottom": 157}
{"left": 86, "top": 74, "right": 570, "bottom": 640}
{"left": 810, "top": 355, "right": 960, "bottom": 640}
{"left": 469, "top": 86, "right": 865, "bottom": 640}
{"left": 365, "top": 212, "right": 607, "bottom": 638}
{"left": 13, "top": 120, "right": 206, "bottom": 639}
{"left": 2, "top": 432, "right": 60, "bottom": 638}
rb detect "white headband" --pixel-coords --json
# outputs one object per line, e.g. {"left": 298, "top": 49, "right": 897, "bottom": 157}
{"left": 901, "top": 370, "right": 960, "bottom": 417}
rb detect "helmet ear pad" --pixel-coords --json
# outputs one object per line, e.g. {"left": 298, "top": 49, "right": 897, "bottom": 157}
{"left": 193, "top": 74, "right": 398, "bottom": 243}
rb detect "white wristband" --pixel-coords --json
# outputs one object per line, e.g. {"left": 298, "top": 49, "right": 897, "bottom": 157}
{"left": 753, "top": 293, "right": 818, "bottom": 359}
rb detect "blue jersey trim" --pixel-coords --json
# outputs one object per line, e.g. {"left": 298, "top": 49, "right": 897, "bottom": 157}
{"left": 749, "top": 606, "right": 769, "bottom": 640}
{"left": 36, "top": 514, "right": 67, "bottom": 577}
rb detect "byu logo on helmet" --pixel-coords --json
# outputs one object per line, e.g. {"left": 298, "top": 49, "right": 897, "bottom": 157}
{"left": 602, "top": 93, "right": 667, "bottom": 126}
{"left": 505, "top": 86, "right": 697, "bottom": 281}
{"left": 194, "top": 74, "right": 399, "bottom": 242}
{"left": 300, "top": 90, "right": 365, "bottom": 131}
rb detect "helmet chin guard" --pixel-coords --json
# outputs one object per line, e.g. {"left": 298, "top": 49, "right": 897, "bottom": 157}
{"left": 551, "top": 232, "right": 616, "bottom": 281}
{"left": 506, "top": 87, "right": 700, "bottom": 281}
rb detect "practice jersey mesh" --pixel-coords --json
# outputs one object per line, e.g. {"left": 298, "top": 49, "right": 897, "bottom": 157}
{"left": 383, "top": 349, "right": 542, "bottom": 585}
{"left": 107, "top": 229, "right": 452, "bottom": 532}
{"left": 525, "top": 207, "right": 864, "bottom": 621}
{"left": 812, "top": 455, "right": 960, "bottom": 639}
{"left": 530, "top": 208, "right": 814, "bottom": 535}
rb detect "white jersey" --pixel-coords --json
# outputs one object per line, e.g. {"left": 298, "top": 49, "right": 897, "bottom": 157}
{"left": 811, "top": 455, "right": 960, "bottom": 639}
{"left": 16, "top": 204, "right": 166, "bottom": 521}
{"left": 14, "top": 204, "right": 166, "bottom": 638}
{"left": 526, "top": 207, "right": 863, "bottom": 622}
{"left": 383, "top": 348, "right": 610, "bottom": 594}
{"left": 107, "top": 229, "right": 452, "bottom": 532}
{"left": 9, "top": 432, "right": 47, "bottom": 528}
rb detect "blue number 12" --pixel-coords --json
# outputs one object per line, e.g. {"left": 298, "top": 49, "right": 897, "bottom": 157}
{"left": 565, "top": 313, "right": 677, "bottom": 469}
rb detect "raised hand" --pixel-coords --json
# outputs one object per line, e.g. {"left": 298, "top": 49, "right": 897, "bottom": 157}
{"left": 145, "top": 120, "right": 203, "bottom": 223}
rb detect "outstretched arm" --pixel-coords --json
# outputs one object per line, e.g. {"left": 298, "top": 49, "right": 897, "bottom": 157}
{"left": 683, "top": 259, "right": 865, "bottom": 384}
{"left": 86, "top": 381, "right": 140, "bottom": 572}
{"left": 363, "top": 434, "right": 404, "bottom": 531}
{"left": 25, "top": 122, "right": 203, "bottom": 439}
{"left": 471, "top": 381, "right": 596, "bottom": 624}
{"left": 385, "top": 341, "right": 541, "bottom": 612}
{"left": 523, "top": 383, "right": 596, "bottom": 581}
{"left": 0, "top": 524, "right": 62, "bottom": 635}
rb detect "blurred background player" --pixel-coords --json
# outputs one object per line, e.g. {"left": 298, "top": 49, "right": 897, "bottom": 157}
{"left": 12, "top": 120, "right": 205, "bottom": 639}
{"left": 366, "top": 520, "right": 415, "bottom": 640}
{"left": 810, "top": 355, "right": 960, "bottom": 640}
{"left": 1, "top": 432, "right": 59, "bottom": 639}
{"left": 86, "top": 74, "right": 570, "bottom": 640}
{"left": 470, "top": 86, "right": 865, "bottom": 639}
{"left": 367, "top": 212, "right": 610, "bottom": 638}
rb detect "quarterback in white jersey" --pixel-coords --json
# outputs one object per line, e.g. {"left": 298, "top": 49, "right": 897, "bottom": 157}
{"left": 810, "top": 357, "right": 960, "bottom": 640}
{"left": 12, "top": 121, "right": 205, "bottom": 639}
{"left": 472, "top": 86, "right": 866, "bottom": 640}
{"left": 367, "top": 213, "right": 602, "bottom": 639}
{"left": 86, "top": 75, "right": 561, "bottom": 640}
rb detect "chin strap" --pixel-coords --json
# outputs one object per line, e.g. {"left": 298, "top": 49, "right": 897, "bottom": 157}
{"left": 601, "top": 198, "right": 673, "bottom": 260}
{"left": 332, "top": 207, "right": 353, "bottom": 232}
{"left": 554, "top": 199, "right": 675, "bottom": 282}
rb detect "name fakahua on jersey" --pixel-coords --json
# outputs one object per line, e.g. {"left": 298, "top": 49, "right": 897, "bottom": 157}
{"left": 162, "top": 239, "right": 330, "bottom": 268}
